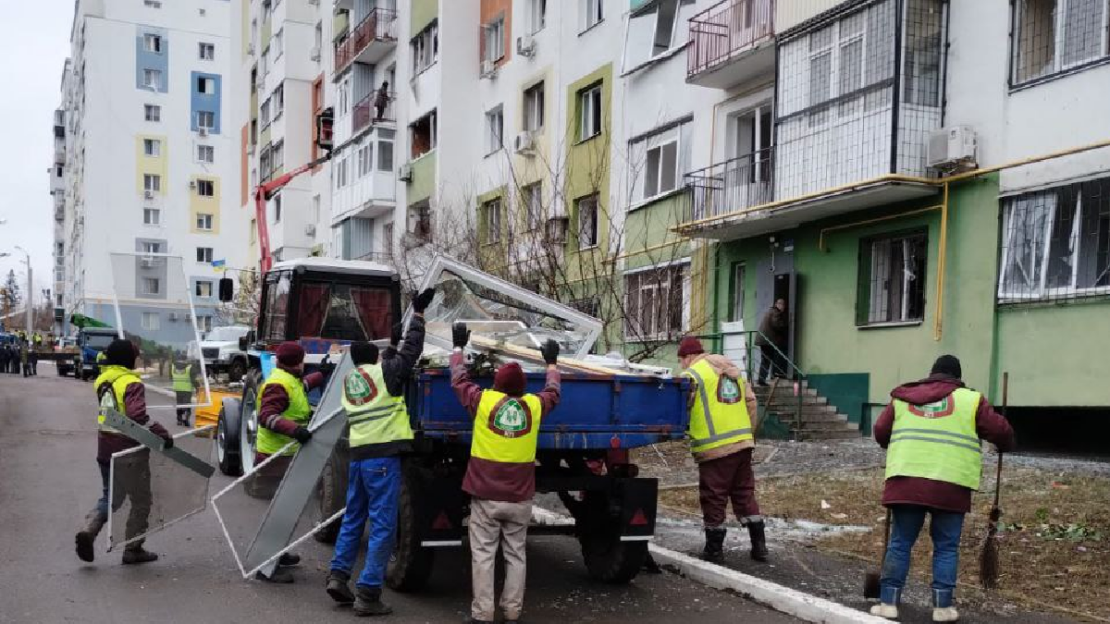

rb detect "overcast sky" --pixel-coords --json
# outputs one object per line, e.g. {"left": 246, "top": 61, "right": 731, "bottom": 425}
{"left": 0, "top": 0, "right": 72, "bottom": 308}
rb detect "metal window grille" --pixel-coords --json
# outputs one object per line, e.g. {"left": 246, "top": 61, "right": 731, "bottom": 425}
{"left": 857, "top": 230, "right": 927, "bottom": 325}
{"left": 998, "top": 176, "right": 1110, "bottom": 303}
{"left": 624, "top": 264, "right": 688, "bottom": 340}
{"left": 1012, "top": 0, "right": 1110, "bottom": 86}
{"left": 775, "top": 0, "right": 945, "bottom": 200}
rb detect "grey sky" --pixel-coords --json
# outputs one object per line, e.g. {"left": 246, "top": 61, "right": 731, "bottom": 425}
{"left": 0, "top": 0, "right": 72, "bottom": 310}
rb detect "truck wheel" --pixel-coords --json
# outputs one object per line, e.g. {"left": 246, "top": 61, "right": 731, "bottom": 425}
{"left": 217, "top": 399, "right": 243, "bottom": 476}
{"left": 314, "top": 452, "right": 347, "bottom": 544}
{"left": 228, "top": 358, "right": 246, "bottom": 383}
{"left": 386, "top": 461, "right": 435, "bottom": 593}
{"left": 577, "top": 492, "right": 647, "bottom": 584}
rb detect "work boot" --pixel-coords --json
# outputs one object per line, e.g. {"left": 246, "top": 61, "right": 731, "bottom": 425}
{"left": 933, "top": 607, "right": 959, "bottom": 622}
{"left": 701, "top": 527, "right": 726, "bottom": 563}
{"left": 326, "top": 570, "right": 356, "bottom": 605}
{"left": 353, "top": 585, "right": 393, "bottom": 617}
{"left": 255, "top": 568, "right": 295, "bottom": 583}
{"left": 747, "top": 520, "right": 769, "bottom": 562}
{"left": 75, "top": 511, "right": 106, "bottom": 563}
{"left": 278, "top": 552, "right": 301, "bottom": 567}
{"left": 870, "top": 604, "right": 899, "bottom": 620}
{"left": 122, "top": 544, "right": 159, "bottom": 565}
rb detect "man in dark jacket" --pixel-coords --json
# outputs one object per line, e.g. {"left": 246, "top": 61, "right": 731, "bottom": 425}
{"left": 374, "top": 81, "right": 391, "bottom": 121}
{"left": 870, "top": 355, "right": 1015, "bottom": 623}
{"left": 755, "top": 299, "right": 788, "bottom": 385}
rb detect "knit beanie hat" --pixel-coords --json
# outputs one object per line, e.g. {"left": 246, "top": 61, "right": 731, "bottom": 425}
{"left": 105, "top": 339, "right": 137, "bottom": 369}
{"left": 493, "top": 362, "right": 526, "bottom": 397}
{"left": 677, "top": 336, "right": 705, "bottom": 358}
{"left": 275, "top": 342, "right": 306, "bottom": 367}
{"left": 930, "top": 354, "right": 962, "bottom": 379}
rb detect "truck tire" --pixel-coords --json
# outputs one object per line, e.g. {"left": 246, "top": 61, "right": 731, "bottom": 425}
{"left": 386, "top": 461, "right": 435, "bottom": 593}
{"left": 576, "top": 492, "right": 647, "bottom": 584}
{"left": 228, "top": 358, "right": 246, "bottom": 383}
{"left": 314, "top": 452, "right": 347, "bottom": 544}
{"left": 217, "top": 398, "right": 243, "bottom": 476}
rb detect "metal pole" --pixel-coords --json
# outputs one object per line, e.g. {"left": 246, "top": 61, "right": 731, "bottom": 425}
{"left": 16, "top": 247, "right": 32, "bottom": 336}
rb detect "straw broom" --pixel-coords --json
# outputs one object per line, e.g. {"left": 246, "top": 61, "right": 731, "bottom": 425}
{"left": 979, "top": 372, "right": 1007, "bottom": 589}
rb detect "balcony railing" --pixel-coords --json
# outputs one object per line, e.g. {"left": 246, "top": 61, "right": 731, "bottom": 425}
{"left": 352, "top": 91, "right": 396, "bottom": 135}
{"left": 683, "top": 147, "right": 775, "bottom": 223}
{"left": 687, "top": 0, "right": 775, "bottom": 79}
{"left": 334, "top": 7, "right": 398, "bottom": 74}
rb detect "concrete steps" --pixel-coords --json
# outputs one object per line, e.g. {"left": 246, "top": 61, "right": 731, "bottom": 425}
{"left": 751, "top": 379, "right": 861, "bottom": 441}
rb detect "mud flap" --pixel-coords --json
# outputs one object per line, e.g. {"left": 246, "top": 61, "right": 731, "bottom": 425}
{"left": 616, "top": 477, "right": 658, "bottom": 542}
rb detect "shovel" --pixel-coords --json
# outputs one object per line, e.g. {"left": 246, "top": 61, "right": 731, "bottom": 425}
{"left": 864, "top": 507, "right": 891, "bottom": 599}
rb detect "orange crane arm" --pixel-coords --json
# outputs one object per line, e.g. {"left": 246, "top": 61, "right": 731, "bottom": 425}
{"left": 253, "top": 153, "right": 333, "bottom": 273}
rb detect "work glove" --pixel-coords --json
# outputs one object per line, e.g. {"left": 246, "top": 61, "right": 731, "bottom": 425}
{"left": 390, "top": 322, "right": 403, "bottom": 348}
{"left": 160, "top": 434, "right": 174, "bottom": 450}
{"left": 412, "top": 288, "right": 436, "bottom": 314}
{"left": 292, "top": 426, "right": 313, "bottom": 444}
{"left": 453, "top": 323, "right": 471, "bottom": 349}
{"left": 540, "top": 339, "right": 560, "bottom": 366}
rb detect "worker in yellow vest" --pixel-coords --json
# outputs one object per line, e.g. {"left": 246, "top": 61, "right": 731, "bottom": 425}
{"left": 451, "top": 323, "right": 561, "bottom": 624}
{"left": 74, "top": 339, "right": 173, "bottom": 565}
{"left": 677, "top": 336, "right": 767, "bottom": 563}
{"left": 870, "top": 355, "right": 1014, "bottom": 623}
{"left": 171, "top": 353, "right": 201, "bottom": 427}
{"left": 253, "top": 341, "right": 326, "bottom": 583}
{"left": 325, "top": 288, "right": 433, "bottom": 615}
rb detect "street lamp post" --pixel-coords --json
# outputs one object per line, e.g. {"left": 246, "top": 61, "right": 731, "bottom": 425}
{"left": 14, "top": 246, "right": 32, "bottom": 337}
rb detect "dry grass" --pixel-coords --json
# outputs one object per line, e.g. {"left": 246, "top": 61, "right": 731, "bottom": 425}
{"left": 659, "top": 467, "right": 1110, "bottom": 621}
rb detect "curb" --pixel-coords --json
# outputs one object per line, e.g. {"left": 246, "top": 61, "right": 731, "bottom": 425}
{"left": 648, "top": 543, "right": 890, "bottom": 624}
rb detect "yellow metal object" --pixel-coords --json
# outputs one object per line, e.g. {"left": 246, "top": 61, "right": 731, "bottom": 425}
{"left": 817, "top": 204, "right": 943, "bottom": 252}
{"left": 194, "top": 389, "right": 238, "bottom": 429}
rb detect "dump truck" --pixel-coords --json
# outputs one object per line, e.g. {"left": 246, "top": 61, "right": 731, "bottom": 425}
{"left": 212, "top": 255, "right": 690, "bottom": 590}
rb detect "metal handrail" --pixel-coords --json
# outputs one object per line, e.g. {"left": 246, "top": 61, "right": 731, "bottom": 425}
{"left": 683, "top": 146, "right": 775, "bottom": 223}
{"left": 687, "top": 0, "right": 775, "bottom": 78}
{"left": 334, "top": 7, "right": 398, "bottom": 73}
{"left": 352, "top": 91, "right": 396, "bottom": 134}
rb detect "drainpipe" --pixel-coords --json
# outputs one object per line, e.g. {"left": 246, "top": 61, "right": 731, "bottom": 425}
{"left": 933, "top": 181, "right": 950, "bottom": 341}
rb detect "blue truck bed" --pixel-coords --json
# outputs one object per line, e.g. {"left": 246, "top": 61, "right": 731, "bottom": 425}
{"left": 411, "top": 368, "right": 691, "bottom": 450}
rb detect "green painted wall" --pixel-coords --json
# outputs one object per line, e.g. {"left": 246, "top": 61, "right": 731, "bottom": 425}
{"left": 407, "top": 153, "right": 436, "bottom": 207}
{"left": 411, "top": 0, "right": 438, "bottom": 35}
{"left": 807, "top": 373, "right": 871, "bottom": 432}
{"left": 996, "top": 301, "right": 1110, "bottom": 407}
{"left": 476, "top": 186, "right": 509, "bottom": 266}
{"left": 623, "top": 193, "right": 690, "bottom": 272}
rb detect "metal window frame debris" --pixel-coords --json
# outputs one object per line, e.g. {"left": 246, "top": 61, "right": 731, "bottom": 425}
{"left": 210, "top": 353, "right": 353, "bottom": 579}
{"left": 102, "top": 408, "right": 216, "bottom": 479}
{"left": 412, "top": 254, "right": 604, "bottom": 361}
{"left": 106, "top": 424, "right": 216, "bottom": 551}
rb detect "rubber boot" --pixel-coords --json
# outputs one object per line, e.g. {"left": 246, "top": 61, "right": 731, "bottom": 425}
{"left": 255, "top": 568, "right": 295, "bottom": 583}
{"left": 122, "top": 541, "right": 159, "bottom": 565}
{"left": 353, "top": 585, "right": 393, "bottom": 617}
{"left": 75, "top": 510, "right": 106, "bottom": 563}
{"left": 701, "top": 527, "right": 726, "bottom": 563}
{"left": 326, "top": 570, "right": 356, "bottom": 604}
{"left": 933, "top": 607, "right": 959, "bottom": 622}
{"left": 747, "top": 520, "right": 769, "bottom": 562}
{"left": 278, "top": 552, "right": 301, "bottom": 567}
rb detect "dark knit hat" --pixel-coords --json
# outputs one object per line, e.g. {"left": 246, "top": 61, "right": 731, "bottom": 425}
{"left": 493, "top": 362, "right": 526, "bottom": 397}
{"left": 350, "top": 341, "right": 379, "bottom": 366}
{"left": 275, "top": 342, "right": 306, "bottom": 367}
{"left": 105, "top": 339, "right": 137, "bottom": 369}
{"left": 930, "top": 354, "right": 962, "bottom": 379}
{"left": 677, "top": 336, "right": 705, "bottom": 358}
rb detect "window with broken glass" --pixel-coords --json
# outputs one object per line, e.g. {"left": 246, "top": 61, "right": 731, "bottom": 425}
{"left": 857, "top": 230, "right": 927, "bottom": 325}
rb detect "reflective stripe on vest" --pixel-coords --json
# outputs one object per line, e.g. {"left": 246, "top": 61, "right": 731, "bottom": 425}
{"left": 472, "top": 391, "right": 544, "bottom": 465}
{"left": 255, "top": 368, "right": 313, "bottom": 456}
{"left": 95, "top": 365, "right": 142, "bottom": 435}
{"left": 886, "top": 388, "right": 983, "bottom": 490}
{"left": 172, "top": 365, "right": 193, "bottom": 392}
{"left": 684, "top": 358, "right": 753, "bottom": 455}
{"left": 341, "top": 364, "right": 413, "bottom": 448}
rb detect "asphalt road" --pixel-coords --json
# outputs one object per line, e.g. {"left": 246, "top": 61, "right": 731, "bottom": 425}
{"left": 0, "top": 364, "right": 800, "bottom": 624}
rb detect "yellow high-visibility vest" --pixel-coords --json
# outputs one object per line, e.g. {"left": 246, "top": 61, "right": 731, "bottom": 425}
{"left": 341, "top": 363, "right": 413, "bottom": 448}
{"left": 887, "top": 388, "right": 982, "bottom": 490}
{"left": 95, "top": 365, "right": 142, "bottom": 435}
{"left": 471, "top": 390, "right": 544, "bottom": 465}
{"left": 255, "top": 368, "right": 312, "bottom": 456}
{"left": 683, "top": 358, "right": 753, "bottom": 455}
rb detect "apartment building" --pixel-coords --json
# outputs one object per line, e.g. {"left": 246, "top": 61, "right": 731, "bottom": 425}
{"left": 51, "top": 103, "right": 67, "bottom": 331}
{"left": 58, "top": 0, "right": 247, "bottom": 344}
{"left": 673, "top": 0, "right": 1110, "bottom": 440}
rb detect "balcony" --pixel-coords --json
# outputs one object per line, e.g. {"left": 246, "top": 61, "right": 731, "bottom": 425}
{"left": 687, "top": 0, "right": 775, "bottom": 88}
{"left": 334, "top": 8, "right": 398, "bottom": 75}
{"left": 683, "top": 147, "right": 775, "bottom": 224}
{"left": 352, "top": 91, "right": 396, "bottom": 136}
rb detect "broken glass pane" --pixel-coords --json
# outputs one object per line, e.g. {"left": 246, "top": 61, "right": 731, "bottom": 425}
{"left": 108, "top": 252, "right": 212, "bottom": 412}
{"left": 107, "top": 425, "right": 215, "bottom": 551}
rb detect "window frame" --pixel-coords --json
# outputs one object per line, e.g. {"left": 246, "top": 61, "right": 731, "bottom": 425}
{"left": 197, "top": 144, "right": 215, "bottom": 164}
{"left": 1010, "top": 0, "right": 1110, "bottom": 87}
{"left": 196, "top": 247, "right": 215, "bottom": 264}
{"left": 143, "top": 138, "right": 161, "bottom": 157}
{"left": 141, "top": 277, "right": 161, "bottom": 296}
{"left": 523, "top": 182, "right": 543, "bottom": 231}
{"left": 143, "top": 207, "right": 161, "bottom": 225}
{"left": 195, "top": 281, "right": 214, "bottom": 299}
{"left": 196, "top": 110, "right": 216, "bottom": 130}
{"left": 577, "top": 82, "right": 603, "bottom": 142}
{"left": 141, "top": 311, "right": 161, "bottom": 330}
{"left": 485, "top": 105, "right": 504, "bottom": 155}
{"left": 197, "top": 179, "right": 215, "bottom": 197}
{"left": 577, "top": 194, "right": 599, "bottom": 250}
{"left": 581, "top": 0, "right": 605, "bottom": 33}
{"left": 651, "top": 0, "right": 681, "bottom": 58}
{"left": 523, "top": 81, "right": 545, "bottom": 132}
{"left": 856, "top": 228, "right": 929, "bottom": 327}
{"left": 144, "top": 104, "right": 161, "bottom": 122}
{"left": 529, "top": 0, "right": 547, "bottom": 34}
{"left": 199, "top": 42, "right": 215, "bottom": 60}
{"left": 143, "top": 174, "right": 161, "bottom": 193}
{"left": 196, "top": 213, "right": 214, "bottom": 231}
{"left": 623, "top": 262, "right": 690, "bottom": 341}
{"left": 483, "top": 15, "right": 506, "bottom": 64}
{"left": 483, "top": 197, "right": 502, "bottom": 245}
{"left": 143, "top": 68, "right": 162, "bottom": 90}
{"left": 143, "top": 33, "right": 162, "bottom": 54}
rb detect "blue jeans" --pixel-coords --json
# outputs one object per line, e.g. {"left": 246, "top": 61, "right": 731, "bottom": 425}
{"left": 329, "top": 456, "right": 401, "bottom": 590}
{"left": 881, "top": 505, "right": 965, "bottom": 608}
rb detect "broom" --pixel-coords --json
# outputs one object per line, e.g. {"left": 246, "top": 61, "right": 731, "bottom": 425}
{"left": 979, "top": 372, "right": 1007, "bottom": 589}
{"left": 863, "top": 508, "right": 892, "bottom": 599}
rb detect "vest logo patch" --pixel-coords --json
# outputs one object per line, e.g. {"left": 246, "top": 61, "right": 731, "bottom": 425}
{"left": 907, "top": 396, "right": 955, "bottom": 418}
{"left": 488, "top": 398, "right": 533, "bottom": 439}
{"left": 344, "top": 369, "right": 379, "bottom": 407}
{"left": 717, "top": 377, "right": 742, "bottom": 404}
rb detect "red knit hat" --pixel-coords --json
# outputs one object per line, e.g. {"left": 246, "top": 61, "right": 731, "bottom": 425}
{"left": 275, "top": 342, "right": 305, "bottom": 367}
{"left": 493, "top": 362, "right": 526, "bottom": 397}
{"left": 677, "top": 336, "right": 705, "bottom": 357}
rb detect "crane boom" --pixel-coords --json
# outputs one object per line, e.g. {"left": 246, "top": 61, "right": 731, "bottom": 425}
{"left": 253, "top": 153, "right": 333, "bottom": 273}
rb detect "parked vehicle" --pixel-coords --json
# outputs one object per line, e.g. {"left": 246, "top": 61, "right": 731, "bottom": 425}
{"left": 75, "top": 327, "right": 118, "bottom": 381}
{"left": 199, "top": 325, "right": 251, "bottom": 381}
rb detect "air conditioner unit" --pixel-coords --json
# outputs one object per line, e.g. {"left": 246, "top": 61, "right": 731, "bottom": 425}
{"left": 310, "top": 46, "right": 321, "bottom": 62}
{"left": 305, "top": 224, "right": 317, "bottom": 236}
{"left": 480, "top": 60, "right": 497, "bottom": 79}
{"left": 198, "top": 127, "right": 209, "bottom": 137}
{"left": 927, "top": 126, "right": 977, "bottom": 170}
{"left": 514, "top": 131, "right": 535, "bottom": 155}
{"left": 516, "top": 36, "right": 536, "bottom": 58}
{"left": 188, "top": 180, "right": 197, "bottom": 190}
{"left": 398, "top": 163, "right": 413, "bottom": 182}
{"left": 144, "top": 190, "right": 155, "bottom": 200}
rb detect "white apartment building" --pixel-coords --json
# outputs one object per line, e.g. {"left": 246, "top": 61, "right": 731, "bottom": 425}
{"left": 58, "top": 0, "right": 247, "bottom": 342}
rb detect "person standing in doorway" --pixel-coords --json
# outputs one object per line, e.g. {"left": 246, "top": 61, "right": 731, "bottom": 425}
{"left": 451, "top": 324, "right": 562, "bottom": 624}
{"left": 870, "top": 355, "right": 1015, "bottom": 623}
{"left": 755, "top": 298, "right": 788, "bottom": 386}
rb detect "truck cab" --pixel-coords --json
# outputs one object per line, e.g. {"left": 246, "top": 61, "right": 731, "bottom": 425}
{"left": 76, "top": 327, "right": 118, "bottom": 381}
{"left": 198, "top": 325, "right": 252, "bottom": 382}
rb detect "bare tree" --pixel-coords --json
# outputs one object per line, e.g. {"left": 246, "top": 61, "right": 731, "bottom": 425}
{"left": 215, "top": 271, "right": 261, "bottom": 327}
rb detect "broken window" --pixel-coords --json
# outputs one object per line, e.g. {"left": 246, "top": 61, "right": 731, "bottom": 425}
{"left": 625, "top": 264, "right": 689, "bottom": 340}
{"left": 858, "top": 230, "right": 927, "bottom": 325}
{"left": 410, "top": 110, "right": 437, "bottom": 159}
{"left": 1013, "top": 0, "right": 1109, "bottom": 84}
